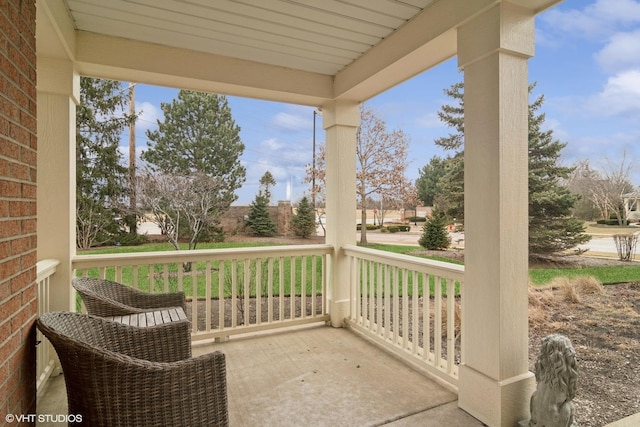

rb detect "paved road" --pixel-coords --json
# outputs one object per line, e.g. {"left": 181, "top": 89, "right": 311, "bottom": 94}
{"left": 358, "top": 228, "right": 640, "bottom": 255}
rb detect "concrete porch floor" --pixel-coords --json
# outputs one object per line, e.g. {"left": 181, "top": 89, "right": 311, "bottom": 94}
{"left": 37, "top": 324, "right": 484, "bottom": 426}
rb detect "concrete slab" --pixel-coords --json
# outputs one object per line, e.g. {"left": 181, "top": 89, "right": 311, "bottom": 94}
{"left": 194, "top": 325, "right": 474, "bottom": 426}
{"left": 38, "top": 325, "right": 484, "bottom": 426}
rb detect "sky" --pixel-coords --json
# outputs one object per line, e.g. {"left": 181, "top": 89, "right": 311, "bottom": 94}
{"left": 125, "top": 0, "right": 640, "bottom": 206}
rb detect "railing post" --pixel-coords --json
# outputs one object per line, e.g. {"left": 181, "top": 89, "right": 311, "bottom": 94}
{"left": 322, "top": 100, "right": 360, "bottom": 327}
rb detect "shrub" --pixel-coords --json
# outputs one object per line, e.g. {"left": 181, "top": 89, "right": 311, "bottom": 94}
{"left": 290, "top": 196, "right": 316, "bottom": 238}
{"left": 418, "top": 211, "right": 450, "bottom": 250}
{"left": 406, "top": 216, "right": 426, "bottom": 223}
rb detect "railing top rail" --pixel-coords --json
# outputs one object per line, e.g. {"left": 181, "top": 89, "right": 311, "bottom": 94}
{"left": 36, "top": 259, "right": 61, "bottom": 281}
{"left": 72, "top": 244, "right": 333, "bottom": 268}
{"left": 342, "top": 244, "right": 464, "bottom": 281}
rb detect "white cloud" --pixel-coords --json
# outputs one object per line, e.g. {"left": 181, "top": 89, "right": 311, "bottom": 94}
{"left": 136, "top": 101, "right": 161, "bottom": 130}
{"left": 415, "top": 112, "right": 442, "bottom": 129}
{"left": 588, "top": 70, "right": 640, "bottom": 117}
{"left": 540, "top": 0, "right": 640, "bottom": 40}
{"left": 272, "top": 111, "right": 311, "bottom": 131}
{"left": 260, "top": 138, "right": 284, "bottom": 151}
{"left": 595, "top": 29, "right": 640, "bottom": 73}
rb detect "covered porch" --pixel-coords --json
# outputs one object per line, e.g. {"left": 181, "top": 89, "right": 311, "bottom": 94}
{"left": 33, "top": 0, "right": 563, "bottom": 425}
{"left": 38, "top": 325, "right": 482, "bottom": 426}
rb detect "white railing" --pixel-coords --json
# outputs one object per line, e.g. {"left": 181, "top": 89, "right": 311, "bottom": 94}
{"left": 36, "top": 259, "right": 60, "bottom": 394}
{"left": 72, "top": 245, "right": 332, "bottom": 342}
{"left": 343, "top": 245, "right": 464, "bottom": 390}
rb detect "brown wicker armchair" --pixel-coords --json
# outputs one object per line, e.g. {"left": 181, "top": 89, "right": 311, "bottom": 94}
{"left": 72, "top": 277, "right": 186, "bottom": 316}
{"left": 37, "top": 312, "right": 229, "bottom": 427}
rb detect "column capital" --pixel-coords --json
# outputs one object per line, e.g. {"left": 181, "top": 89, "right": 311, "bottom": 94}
{"left": 458, "top": 2, "right": 535, "bottom": 68}
{"left": 37, "top": 57, "right": 80, "bottom": 103}
{"left": 321, "top": 100, "right": 360, "bottom": 130}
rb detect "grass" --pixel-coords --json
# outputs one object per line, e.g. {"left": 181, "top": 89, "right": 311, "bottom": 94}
{"left": 367, "top": 243, "right": 639, "bottom": 286}
{"left": 78, "top": 241, "right": 639, "bottom": 297}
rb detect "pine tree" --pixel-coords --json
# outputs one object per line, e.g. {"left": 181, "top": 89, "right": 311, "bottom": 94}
{"left": 246, "top": 172, "right": 277, "bottom": 237}
{"left": 246, "top": 193, "right": 276, "bottom": 237}
{"left": 431, "top": 81, "right": 590, "bottom": 255}
{"left": 76, "top": 77, "right": 137, "bottom": 249}
{"left": 418, "top": 211, "right": 450, "bottom": 250}
{"left": 291, "top": 196, "right": 316, "bottom": 238}
{"left": 528, "top": 91, "right": 591, "bottom": 254}
{"left": 141, "top": 90, "right": 246, "bottom": 246}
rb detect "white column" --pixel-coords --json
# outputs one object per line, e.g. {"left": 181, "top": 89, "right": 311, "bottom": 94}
{"left": 457, "top": 3, "right": 535, "bottom": 426}
{"left": 37, "top": 57, "right": 79, "bottom": 312}
{"left": 323, "top": 100, "right": 360, "bottom": 327}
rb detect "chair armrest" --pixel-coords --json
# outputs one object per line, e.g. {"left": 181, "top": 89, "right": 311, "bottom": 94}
{"left": 93, "top": 314, "right": 192, "bottom": 362}
{"left": 65, "top": 351, "right": 229, "bottom": 427}
{"left": 122, "top": 289, "right": 187, "bottom": 312}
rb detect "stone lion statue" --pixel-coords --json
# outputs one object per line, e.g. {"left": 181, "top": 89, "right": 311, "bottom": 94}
{"left": 528, "top": 334, "right": 578, "bottom": 427}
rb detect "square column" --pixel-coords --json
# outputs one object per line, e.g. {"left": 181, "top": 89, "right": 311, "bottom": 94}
{"left": 37, "top": 57, "right": 79, "bottom": 312}
{"left": 456, "top": 3, "right": 535, "bottom": 426}
{"left": 322, "top": 100, "right": 360, "bottom": 327}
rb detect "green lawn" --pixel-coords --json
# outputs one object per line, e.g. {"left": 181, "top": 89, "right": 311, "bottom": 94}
{"left": 78, "top": 242, "right": 639, "bottom": 297}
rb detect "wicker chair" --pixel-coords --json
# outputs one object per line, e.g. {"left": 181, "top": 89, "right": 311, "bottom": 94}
{"left": 37, "top": 312, "right": 229, "bottom": 427}
{"left": 72, "top": 277, "right": 186, "bottom": 317}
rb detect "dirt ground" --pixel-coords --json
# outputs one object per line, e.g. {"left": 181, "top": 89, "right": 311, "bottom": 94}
{"left": 223, "top": 233, "right": 640, "bottom": 426}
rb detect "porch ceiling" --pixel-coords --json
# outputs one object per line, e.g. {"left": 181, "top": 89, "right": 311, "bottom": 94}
{"left": 37, "top": 0, "right": 562, "bottom": 105}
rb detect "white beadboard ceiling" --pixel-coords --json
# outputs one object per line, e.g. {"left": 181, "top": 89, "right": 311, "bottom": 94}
{"left": 64, "top": 0, "right": 436, "bottom": 75}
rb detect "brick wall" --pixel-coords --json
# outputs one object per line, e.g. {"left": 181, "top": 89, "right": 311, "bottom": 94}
{"left": 0, "top": 0, "right": 38, "bottom": 425}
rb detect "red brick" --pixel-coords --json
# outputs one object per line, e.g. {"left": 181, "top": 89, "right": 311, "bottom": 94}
{"left": 21, "top": 218, "right": 35, "bottom": 234}
{"left": 0, "top": 257, "right": 20, "bottom": 279}
{"left": 0, "top": 282, "right": 10, "bottom": 301}
{"left": 21, "top": 182, "right": 35, "bottom": 199}
{"left": 0, "top": 293, "right": 20, "bottom": 320}
{"left": 9, "top": 270, "right": 30, "bottom": 293}
{"left": 0, "top": 321, "right": 10, "bottom": 345}
{"left": 0, "top": 199, "right": 8, "bottom": 216}
{"left": 0, "top": 332, "right": 20, "bottom": 367}
{"left": 0, "top": 137, "right": 19, "bottom": 160}
{"left": 0, "top": 219, "right": 20, "bottom": 238}
{"left": 0, "top": 241, "right": 9, "bottom": 258}
{"left": 7, "top": 162, "right": 28, "bottom": 180}
{"left": 0, "top": 179, "right": 21, "bottom": 197}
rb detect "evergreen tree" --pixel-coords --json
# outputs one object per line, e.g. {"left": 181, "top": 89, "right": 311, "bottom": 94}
{"left": 418, "top": 211, "right": 450, "bottom": 250}
{"left": 415, "top": 155, "right": 447, "bottom": 206}
{"left": 246, "top": 172, "right": 277, "bottom": 237}
{"left": 141, "top": 90, "right": 246, "bottom": 246}
{"left": 291, "top": 196, "right": 316, "bottom": 238}
{"left": 76, "top": 77, "right": 137, "bottom": 249}
{"left": 430, "top": 81, "right": 590, "bottom": 255}
{"left": 528, "top": 92, "right": 591, "bottom": 254}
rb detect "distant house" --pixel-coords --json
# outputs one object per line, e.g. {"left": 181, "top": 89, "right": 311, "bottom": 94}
{"left": 623, "top": 191, "right": 640, "bottom": 222}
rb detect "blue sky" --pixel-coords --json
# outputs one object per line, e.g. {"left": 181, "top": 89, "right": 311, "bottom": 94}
{"left": 127, "top": 0, "right": 640, "bottom": 205}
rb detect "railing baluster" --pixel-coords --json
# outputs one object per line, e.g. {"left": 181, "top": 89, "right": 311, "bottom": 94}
{"left": 218, "top": 260, "right": 225, "bottom": 334}
{"left": 231, "top": 259, "right": 238, "bottom": 327}
{"left": 376, "top": 262, "right": 383, "bottom": 336}
{"left": 243, "top": 259, "right": 250, "bottom": 326}
{"left": 205, "top": 260, "right": 212, "bottom": 332}
{"left": 434, "top": 275, "right": 443, "bottom": 368}
{"left": 191, "top": 264, "right": 198, "bottom": 334}
{"left": 402, "top": 268, "right": 409, "bottom": 351}
{"left": 289, "top": 256, "right": 295, "bottom": 320}
{"left": 301, "top": 255, "right": 307, "bottom": 319}
{"left": 446, "top": 278, "right": 455, "bottom": 375}
{"left": 412, "top": 270, "right": 419, "bottom": 355}
{"left": 423, "top": 272, "right": 431, "bottom": 363}
{"left": 268, "top": 257, "right": 274, "bottom": 323}
{"left": 256, "top": 257, "right": 262, "bottom": 325}
{"left": 278, "top": 257, "right": 284, "bottom": 321}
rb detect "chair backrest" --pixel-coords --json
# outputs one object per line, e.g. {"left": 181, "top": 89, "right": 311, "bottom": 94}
{"left": 37, "top": 312, "right": 227, "bottom": 426}
{"left": 72, "top": 277, "right": 141, "bottom": 316}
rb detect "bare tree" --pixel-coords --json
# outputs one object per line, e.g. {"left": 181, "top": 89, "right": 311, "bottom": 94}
{"left": 356, "top": 105, "right": 411, "bottom": 244}
{"left": 304, "top": 104, "right": 411, "bottom": 244}
{"left": 137, "top": 169, "right": 227, "bottom": 252}
{"left": 589, "top": 154, "right": 635, "bottom": 225}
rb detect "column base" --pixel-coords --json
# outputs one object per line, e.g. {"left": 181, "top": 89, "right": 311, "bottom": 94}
{"left": 329, "top": 299, "right": 349, "bottom": 327}
{"left": 458, "top": 364, "right": 535, "bottom": 427}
